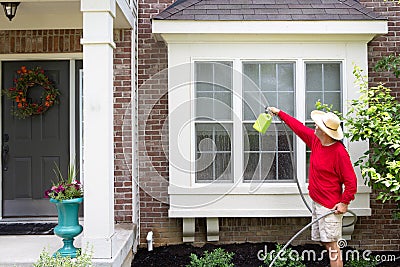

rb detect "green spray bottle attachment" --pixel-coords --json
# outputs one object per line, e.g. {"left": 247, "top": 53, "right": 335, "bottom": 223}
{"left": 252, "top": 108, "right": 272, "bottom": 134}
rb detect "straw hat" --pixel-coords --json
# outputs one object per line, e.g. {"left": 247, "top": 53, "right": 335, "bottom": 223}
{"left": 311, "top": 110, "right": 343, "bottom": 140}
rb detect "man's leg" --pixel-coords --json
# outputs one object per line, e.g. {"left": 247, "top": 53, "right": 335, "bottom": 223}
{"left": 323, "top": 241, "right": 343, "bottom": 267}
{"left": 313, "top": 202, "right": 344, "bottom": 267}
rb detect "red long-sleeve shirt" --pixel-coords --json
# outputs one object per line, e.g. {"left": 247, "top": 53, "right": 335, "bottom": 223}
{"left": 278, "top": 111, "right": 357, "bottom": 209}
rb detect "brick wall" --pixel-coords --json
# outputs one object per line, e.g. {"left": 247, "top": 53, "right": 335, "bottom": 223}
{"left": 0, "top": 30, "right": 82, "bottom": 53}
{"left": 114, "top": 29, "right": 134, "bottom": 223}
{"left": 360, "top": 0, "right": 400, "bottom": 100}
{"left": 137, "top": 0, "right": 181, "bottom": 245}
{"left": 0, "top": 29, "right": 134, "bottom": 223}
{"left": 138, "top": 0, "right": 400, "bottom": 251}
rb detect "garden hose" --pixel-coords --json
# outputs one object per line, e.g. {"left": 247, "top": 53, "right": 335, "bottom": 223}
{"left": 266, "top": 107, "right": 358, "bottom": 267}
{"left": 268, "top": 210, "right": 336, "bottom": 267}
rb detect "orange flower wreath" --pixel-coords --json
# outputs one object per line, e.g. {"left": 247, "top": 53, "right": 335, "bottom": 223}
{"left": 2, "top": 66, "right": 60, "bottom": 119}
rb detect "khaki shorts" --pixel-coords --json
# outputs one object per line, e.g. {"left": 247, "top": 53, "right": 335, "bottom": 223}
{"left": 311, "top": 201, "right": 343, "bottom": 243}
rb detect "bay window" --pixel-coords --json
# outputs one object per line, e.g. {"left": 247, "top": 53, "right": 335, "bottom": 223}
{"left": 193, "top": 61, "right": 342, "bottom": 184}
{"left": 160, "top": 36, "right": 373, "bottom": 220}
{"left": 152, "top": 17, "right": 385, "bottom": 242}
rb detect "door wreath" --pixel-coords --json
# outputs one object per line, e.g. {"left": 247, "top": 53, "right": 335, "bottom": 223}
{"left": 2, "top": 66, "right": 60, "bottom": 119}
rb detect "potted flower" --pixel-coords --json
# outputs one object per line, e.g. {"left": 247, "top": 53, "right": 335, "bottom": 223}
{"left": 44, "top": 161, "right": 83, "bottom": 258}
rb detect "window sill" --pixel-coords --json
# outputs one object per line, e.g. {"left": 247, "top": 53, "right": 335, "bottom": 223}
{"left": 168, "top": 184, "right": 371, "bottom": 195}
{"left": 168, "top": 185, "right": 371, "bottom": 218}
{"left": 169, "top": 208, "right": 371, "bottom": 218}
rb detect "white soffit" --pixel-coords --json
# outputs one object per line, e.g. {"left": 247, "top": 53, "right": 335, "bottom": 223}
{"left": 152, "top": 20, "right": 388, "bottom": 42}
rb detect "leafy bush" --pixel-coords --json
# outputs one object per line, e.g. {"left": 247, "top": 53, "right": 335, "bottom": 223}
{"left": 344, "top": 253, "right": 377, "bottom": 267}
{"left": 260, "top": 244, "right": 306, "bottom": 267}
{"left": 187, "top": 248, "right": 234, "bottom": 267}
{"left": 33, "top": 248, "right": 93, "bottom": 267}
{"left": 346, "top": 66, "right": 400, "bottom": 205}
{"left": 374, "top": 54, "right": 400, "bottom": 78}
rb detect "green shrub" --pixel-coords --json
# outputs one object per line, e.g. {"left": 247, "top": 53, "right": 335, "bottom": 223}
{"left": 33, "top": 248, "right": 93, "bottom": 267}
{"left": 344, "top": 253, "right": 377, "bottom": 267}
{"left": 187, "top": 247, "right": 234, "bottom": 267}
{"left": 260, "top": 244, "right": 306, "bottom": 267}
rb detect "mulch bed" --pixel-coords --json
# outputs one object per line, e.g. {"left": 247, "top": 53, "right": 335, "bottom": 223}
{"left": 132, "top": 242, "right": 399, "bottom": 267}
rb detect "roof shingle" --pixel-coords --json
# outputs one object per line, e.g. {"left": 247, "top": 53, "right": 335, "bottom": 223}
{"left": 154, "top": 0, "right": 383, "bottom": 21}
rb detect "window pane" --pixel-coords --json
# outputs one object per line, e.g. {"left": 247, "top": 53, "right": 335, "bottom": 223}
{"left": 196, "top": 152, "right": 214, "bottom": 182}
{"left": 262, "top": 153, "right": 276, "bottom": 180}
{"left": 196, "top": 93, "right": 213, "bottom": 121}
{"left": 277, "top": 92, "right": 294, "bottom": 116}
{"left": 243, "top": 123, "right": 295, "bottom": 182}
{"left": 215, "top": 62, "right": 233, "bottom": 91}
{"left": 278, "top": 153, "right": 293, "bottom": 180}
{"left": 260, "top": 63, "right": 276, "bottom": 91}
{"left": 305, "top": 92, "right": 322, "bottom": 120}
{"left": 263, "top": 92, "right": 277, "bottom": 110}
{"left": 243, "top": 64, "right": 259, "bottom": 89}
{"left": 214, "top": 124, "right": 231, "bottom": 151}
{"left": 196, "top": 62, "right": 213, "bottom": 84}
{"left": 215, "top": 153, "right": 231, "bottom": 181}
{"left": 243, "top": 62, "right": 295, "bottom": 121}
{"left": 195, "top": 62, "right": 233, "bottom": 121}
{"left": 243, "top": 92, "right": 262, "bottom": 120}
{"left": 305, "top": 62, "right": 342, "bottom": 120}
{"left": 196, "top": 123, "right": 232, "bottom": 182}
{"left": 243, "top": 153, "right": 259, "bottom": 181}
{"left": 243, "top": 152, "right": 277, "bottom": 181}
{"left": 324, "top": 64, "right": 341, "bottom": 91}
{"left": 278, "top": 63, "right": 294, "bottom": 92}
{"left": 278, "top": 128, "right": 292, "bottom": 151}
{"left": 325, "top": 92, "right": 341, "bottom": 112}
{"left": 306, "top": 64, "right": 322, "bottom": 92}
{"left": 260, "top": 131, "right": 277, "bottom": 152}
{"left": 214, "top": 92, "right": 232, "bottom": 120}
{"left": 244, "top": 124, "right": 260, "bottom": 151}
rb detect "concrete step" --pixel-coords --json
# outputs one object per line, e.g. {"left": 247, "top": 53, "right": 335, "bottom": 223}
{"left": 0, "top": 223, "right": 136, "bottom": 267}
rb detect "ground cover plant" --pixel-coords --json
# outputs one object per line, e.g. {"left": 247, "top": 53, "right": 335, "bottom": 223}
{"left": 34, "top": 247, "right": 93, "bottom": 267}
{"left": 187, "top": 248, "right": 234, "bottom": 267}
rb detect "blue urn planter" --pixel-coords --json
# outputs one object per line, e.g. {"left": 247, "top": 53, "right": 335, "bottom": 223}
{"left": 50, "top": 197, "right": 83, "bottom": 258}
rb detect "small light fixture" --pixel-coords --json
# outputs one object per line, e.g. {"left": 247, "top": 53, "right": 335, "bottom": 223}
{"left": 1, "top": 2, "right": 20, "bottom": 21}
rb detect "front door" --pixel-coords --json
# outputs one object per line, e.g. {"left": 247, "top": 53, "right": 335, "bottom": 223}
{"left": 2, "top": 60, "right": 70, "bottom": 217}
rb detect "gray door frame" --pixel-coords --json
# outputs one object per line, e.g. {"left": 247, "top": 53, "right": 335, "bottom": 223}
{"left": 0, "top": 55, "right": 83, "bottom": 220}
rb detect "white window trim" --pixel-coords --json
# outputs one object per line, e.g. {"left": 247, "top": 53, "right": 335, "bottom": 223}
{"left": 165, "top": 34, "right": 375, "bottom": 218}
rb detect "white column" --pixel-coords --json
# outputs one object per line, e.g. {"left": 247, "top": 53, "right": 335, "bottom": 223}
{"left": 81, "top": 0, "right": 116, "bottom": 259}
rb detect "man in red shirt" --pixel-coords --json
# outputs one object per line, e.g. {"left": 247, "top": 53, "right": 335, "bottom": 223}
{"left": 268, "top": 107, "right": 357, "bottom": 267}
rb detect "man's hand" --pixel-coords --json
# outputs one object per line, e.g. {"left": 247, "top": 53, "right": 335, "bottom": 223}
{"left": 268, "top": 107, "right": 280, "bottom": 115}
{"left": 333, "top": 202, "right": 348, "bottom": 214}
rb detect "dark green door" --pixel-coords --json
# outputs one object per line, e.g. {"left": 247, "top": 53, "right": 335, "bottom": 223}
{"left": 2, "top": 60, "right": 70, "bottom": 217}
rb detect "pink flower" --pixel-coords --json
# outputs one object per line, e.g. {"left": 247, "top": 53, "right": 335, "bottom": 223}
{"left": 55, "top": 185, "right": 65, "bottom": 193}
{"left": 44, "top": 189, "right": 51, "bottom": 198}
